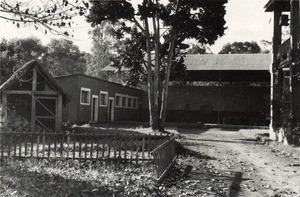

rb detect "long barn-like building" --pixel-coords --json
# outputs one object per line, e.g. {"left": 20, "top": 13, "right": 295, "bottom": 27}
{"left": 104, "top": 53, "right": 272, "bottom": 126}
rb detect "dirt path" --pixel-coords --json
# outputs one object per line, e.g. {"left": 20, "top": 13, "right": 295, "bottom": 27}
{"left": 161, "top": 128, "right": 300, "bottom": 197}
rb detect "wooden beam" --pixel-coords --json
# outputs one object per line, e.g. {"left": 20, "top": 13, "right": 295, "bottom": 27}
{"left": 1, "top": 92, "right": 8, "bottom": 128}
{"left": 36, "top": 116, "right": 56, "bottom": 119}
{"left": 31, "top": 94, "right": 36, "bottom": 132}
{"left": 4, "top": 90, "right": 32, "bottom": 95}
{"left": 31, "top": 66, "right": 37, "bottom": 132}
{"left": 34, "top": 91, "right": 58, "bottom": 95}
{"left": 35, "top": 96, "right": 57, "bottom": 100}
{"left": 32, "top": 66, "right": 37, "bottom": 91}
{"left": 3, "top": 90, "right": 58, "bottom": 95}
{"left": 55, "top": 94, "right": 63, "bottom": 132}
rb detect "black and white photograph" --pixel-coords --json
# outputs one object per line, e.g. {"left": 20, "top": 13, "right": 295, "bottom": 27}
{"left": 0, "top": 0, "right": 300, "bottom": 196}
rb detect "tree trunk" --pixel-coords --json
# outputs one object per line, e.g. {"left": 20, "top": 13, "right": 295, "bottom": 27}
{"left": 144, "top": 17, "right": 155, "bottom": 128}
{"left": 152, "top": 5, "right": 163, "bottom": 131}
{"left": 160, "top": 0, "right": 181, "bottom": 128}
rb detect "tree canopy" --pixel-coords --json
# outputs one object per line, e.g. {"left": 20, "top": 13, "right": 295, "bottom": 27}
{"left": 42, "top": 38, "right": 87, "bottom": 76}
{"left": 86, "top": 0, "right": 227, "bottom": 131}
{"left": 0, "top": 37, "right": 87, "bottom": 85}
{"left": 219, "top": 41, "right": 262, "bottom": 54}
{"left": 0, "top": 37, "right": 46, "bottom": 84}
{"left": 0, "top": 0, "right": 89, "bottom": 36}
{"left": 86, "top": 21, "right": 119, "bottom": 79}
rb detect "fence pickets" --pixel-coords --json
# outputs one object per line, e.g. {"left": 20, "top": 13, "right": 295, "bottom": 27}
{"left": 0, "top": 131, "right": 176, "bottom": 180}
{"left": 0, "top": 132, "right": 170, "bottom": 161}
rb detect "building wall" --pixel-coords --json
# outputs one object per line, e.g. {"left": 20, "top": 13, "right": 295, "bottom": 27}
{"left": 56, "top": 74, "right": 143, "bottom": 124}
{"left": 140, "top": 85, "right": 270, "bottom": 125}
{"left": 56, "top": 75, "right": 80, "bottom": 124}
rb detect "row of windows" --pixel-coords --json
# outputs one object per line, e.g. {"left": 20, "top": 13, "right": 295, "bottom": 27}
{"left": 115, "top": 94, "right": 138, "bottom": 109}
{"left": 80, "top": 87, "right": 138, "bottom": 109}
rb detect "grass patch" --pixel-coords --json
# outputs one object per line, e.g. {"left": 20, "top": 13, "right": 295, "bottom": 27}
{"left": 0, "top": 158, "right": 157, "bottom": 196}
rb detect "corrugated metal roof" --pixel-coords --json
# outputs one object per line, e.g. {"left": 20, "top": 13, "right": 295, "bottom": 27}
{"left": 184, "top": 54, "right": 271, "bottom": 71}
{"left": 101, "top": 53, "right": 271, "bottom": 72}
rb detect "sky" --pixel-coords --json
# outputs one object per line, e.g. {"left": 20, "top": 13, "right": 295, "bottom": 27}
{"left": 0, "top": 0, "right": 273, "bottom": 54}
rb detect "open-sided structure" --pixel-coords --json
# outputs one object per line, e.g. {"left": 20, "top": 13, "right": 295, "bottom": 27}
{"left": 0, "top": 60, "right": 65, "bottom": 132}
{"left": 103, "top": 53, "right": 271, "bottom": 126}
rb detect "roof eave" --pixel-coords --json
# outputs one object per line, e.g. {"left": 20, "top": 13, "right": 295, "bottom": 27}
{"left": 265, "top": 0, "right": 290, "bottom": 12}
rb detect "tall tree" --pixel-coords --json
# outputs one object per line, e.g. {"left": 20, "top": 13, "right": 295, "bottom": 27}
{"left": 86, "top": 21, "right": 119, "bottom": 79}
{"left": 219, "top": 41, "right": 262, "bottom": 54}
{"left": 0, "top": 0, "right": 89, "bottom": 36}
{"left": 42, "top": 38, "right": 86, "bottom": 76}
{"left": 87, "top": 0, "right": 227, "bottom": 131}
{"left": 0, "top": 37, "right": 46, "bottom": 84}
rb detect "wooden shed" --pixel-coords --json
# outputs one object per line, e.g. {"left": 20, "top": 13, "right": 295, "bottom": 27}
{"left": 0, "top": 60, "right": 65, "bottom": 132}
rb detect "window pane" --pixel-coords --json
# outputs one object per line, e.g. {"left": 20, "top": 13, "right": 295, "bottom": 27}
{"left": 81, "top": 90, "right": 89, "bottom": 104}
{"left": 116, "top": 96, "right": 120, "bottom": 106}
{"left": 100, "top": 93, "right": 107, "bottom": 105}
{"left": 122, "top": 97, "right": 126, "bottom": 107}
{"left": 133, "top": 99, "right": 137, "bottom": 108}
{"left": 128, "top": 98, "right": 132, "bottom": 108}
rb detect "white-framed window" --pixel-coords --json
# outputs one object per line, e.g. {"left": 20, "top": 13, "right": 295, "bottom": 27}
{"left": 121, "top": 96, "right": 126, "bottom": 107}
{"left": 80, "top": 87, "right": 91, "bottom": 105}
{"left": 115, "top": 95, "right": 121, "bottom": 107}
{"left": 115, "top": 93, "right": 138, "bottom": 109}
{"left": 99, "top": 91, "right": 108, "bottom": 106}
{"left": 128, "top": 97, "right": 132, "bottom": 108}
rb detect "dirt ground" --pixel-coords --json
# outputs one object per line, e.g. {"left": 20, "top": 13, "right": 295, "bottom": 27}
{"left": 159, "top": 128, "right": 300, "bottom": 197}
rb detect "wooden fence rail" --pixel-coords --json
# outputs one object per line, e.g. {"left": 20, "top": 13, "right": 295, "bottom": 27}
{"left": 0, "top": 132, "right": 169, "bottom": 163}
{"left": 151, "top": 136, "right": 176, "bottom": 181}
{"left": 0, "top": 132, "right": 177, "bottom": 180}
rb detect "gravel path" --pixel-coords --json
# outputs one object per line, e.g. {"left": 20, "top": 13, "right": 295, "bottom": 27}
{"left": 161, "top": 128, "right": 300, "bottom": 197}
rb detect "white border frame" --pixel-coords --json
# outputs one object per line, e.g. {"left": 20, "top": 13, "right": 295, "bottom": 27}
{"left": 99, "top": 91, "right": 108, "bottom": 107}
{"left": 80, "top": 87, "right": 91, "bottom": 105}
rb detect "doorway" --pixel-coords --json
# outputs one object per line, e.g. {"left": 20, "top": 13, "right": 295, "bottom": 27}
{"left": 91, "top": 95, "right": 99, "bottom": 122}
{"left": 108, "top": 97, "right": 114, "bottom": 122}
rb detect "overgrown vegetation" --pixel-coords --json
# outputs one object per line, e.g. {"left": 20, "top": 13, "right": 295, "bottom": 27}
{"left": 0, "top": 158, "right": 157, "bottom": 196}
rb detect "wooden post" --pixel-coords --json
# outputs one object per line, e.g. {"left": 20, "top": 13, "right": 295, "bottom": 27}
{"left": 55, "top": 94, "right": 63, "bottom": 132}
{"left": 31, "top": 66, "right": 37, "bottom": 132}
{"left": 290, "top": 0, "right": 300, "bottom": 132}
{"left": 270, "top": 9, "right": 282, "bottom": 140}
{"left": 217, "top": 71, "right": 221, "bottom": 124}
{"left": 1, "top": 92, "right": 7, "bottom": 128}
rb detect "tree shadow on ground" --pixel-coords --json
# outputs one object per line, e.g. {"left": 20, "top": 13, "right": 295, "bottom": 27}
{"left": 175, "top": 141, "right": 216, "bottom": 160}
{"left": 160, "top": 157, "right": 249, "bottom": 196}
{"left": 183, "top": 138, "right": 261, "bottom": 145}
{"left": 0, "top": 164, "right": 112, "bottom": 197}
{"left": 175, "top": 128, "right": 211, "bottom": 134}
{"left": 0, "top": 159, "right": 155, "bottom": 197}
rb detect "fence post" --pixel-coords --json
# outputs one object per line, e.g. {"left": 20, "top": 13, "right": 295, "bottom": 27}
{"left": 142, "top": 137, "right": 145, "bottom": 162}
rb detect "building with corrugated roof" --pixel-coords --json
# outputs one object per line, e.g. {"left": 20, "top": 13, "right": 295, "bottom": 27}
{"left": 103, "top": 53, "right": 271, "bottom": 125}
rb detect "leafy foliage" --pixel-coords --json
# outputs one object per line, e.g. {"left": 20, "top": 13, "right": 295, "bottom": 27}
{"left": 0, "top": 0, "right": 89, "bottom": 36}
{"left": 86, "top": 0, "right": 227, "bottom": 130}
{"left": 85, "top": 21, "right": 119, "bottom": 79}
{"left": 0, "top": 37, "right": 46, "bottom": 84}
{"left": 42, "top": 38, "right": 87, "bottom": 76}
{"left": 0, "top": 159, "right": 156, "bottom": 196}
{"left": 186, "top": 44, "right": 211, "bottom": 54}
{"left": 0, "top": 37, "right": 87, "bottom": 85}
{"left": 219, "top": 41, "right": 262, "bottom": 54}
